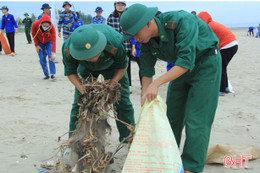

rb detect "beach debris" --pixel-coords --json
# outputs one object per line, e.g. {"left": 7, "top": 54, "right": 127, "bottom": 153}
{"left": 20, "top": 153, "right": 28, "bottom": 159}
{"left": 48, "top": 74, "right": 134, "bottom": 173}
{"left": 41, "top": 160, "right": 56, "bottom": 170}
{"left": 38, "top": 169, "right": 52, "bottom": 173}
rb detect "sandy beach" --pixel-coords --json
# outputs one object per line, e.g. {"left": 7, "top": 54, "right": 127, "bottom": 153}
{"left": 0, "top": 28, "right": 259, "bottom": 173}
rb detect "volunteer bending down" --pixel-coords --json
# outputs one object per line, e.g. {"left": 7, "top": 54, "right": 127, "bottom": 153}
{"left": 62, "top": 24, "right": 135, "bottom": 141}
{"left": 120, "top": 4, "right": 221, "bottom": 173}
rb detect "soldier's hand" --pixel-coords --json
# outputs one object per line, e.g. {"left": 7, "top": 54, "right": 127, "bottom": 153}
{"left": 36, "top": 46, "right": 42, "bottom": 54}
{"left": 141, "top": 82, "right": 158, "bottom": 106}
{"left": 58, "top": 32, "right": 61, "bottom": 38}
{"left": 109, "top": 80, "right": 118, "bottom": 88}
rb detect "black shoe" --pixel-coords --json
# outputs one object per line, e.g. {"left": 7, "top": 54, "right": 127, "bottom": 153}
{"left": 43, "top": 75, "right": 50, "bottom": 80}
{"left": 51, "top": 75, "right": 55, "bottom": 80}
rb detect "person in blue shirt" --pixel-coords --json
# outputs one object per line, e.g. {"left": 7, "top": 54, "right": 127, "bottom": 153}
{"left": 131, "top": 36, "right": 142, "bottom": 86}
{"left": 38, "top": 3, "right": 51, "bottom": 20}
{"left": 74, "top": 12, "right": 84, "bottom": 30}
{"left": 92, "top": 7, "right": 106, "bottom": 24}
{"left": 247, "top": 26, "right": 254, "bottom": 36}
{"left": 0, "top": 6, "right": 18, "bottom": 56}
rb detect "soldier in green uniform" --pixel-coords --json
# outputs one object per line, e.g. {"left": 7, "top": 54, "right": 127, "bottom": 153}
{"left": 62, "top": 24, "right": 135, "bottom": 142}
{"left": 120, "top": 4, "right": 221, "bottom": 173}
{"left": 22, "top": 13, "right": 32, "bottom": 44}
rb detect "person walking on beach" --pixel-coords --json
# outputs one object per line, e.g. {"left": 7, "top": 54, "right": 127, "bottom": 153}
{"left": 62, "top": 24, "right": 135, "bottom": 140}
{"left": 107, "top": 1, "right": 133, "bottom": 90}
{"left": 198, "top": 11, "right": 238, "bottom": 96}
{"left": 21, "top": 13, "right": 32, "bottom": 44}
{"left": 0, "top": 6, "right": 18, "bottom": 56}
{"left": 92, "top": 7, "right": 106, "bottom": 24}
{"left": 31, "top": 14, "right": 56, "bottom": 80}
{"left": 120, "top": 4, "right": 221, "bottom": 173}
{"left": 38, "top": 3, "right": 51, "bottom": 20}
{"left": 58, "top": 1, "right": 82, "bottom": 41}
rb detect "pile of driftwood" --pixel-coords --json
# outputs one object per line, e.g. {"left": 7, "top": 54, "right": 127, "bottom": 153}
{"left": 48, "top": 74, "right": 133, "bottom": 173}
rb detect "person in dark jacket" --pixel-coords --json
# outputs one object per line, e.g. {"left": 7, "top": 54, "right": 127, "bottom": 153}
{"left": 107, "top": 1, "right": 133, "bottom": 90}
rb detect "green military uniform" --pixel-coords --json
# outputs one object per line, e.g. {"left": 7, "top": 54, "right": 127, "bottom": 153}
{"left": 120, "top": 4, "right": 221, "bottom": 172}
{"left": 22, "top": 13, "right": 32, "bottom": 43}
{"left": 62, "top": 24, "right": 135, "bottom": 141}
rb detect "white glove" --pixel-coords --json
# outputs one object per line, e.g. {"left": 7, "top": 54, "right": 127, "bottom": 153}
{"left": 50, "top": 52, "right": 56, "bottom": 62}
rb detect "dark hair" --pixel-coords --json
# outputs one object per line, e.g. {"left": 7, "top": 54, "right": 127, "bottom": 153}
{"left": 155, "top": 11, "right": 162, "bottom": 16}
{"left": 191, "top": 11, "right": 196, "bottom": 15}
{"left": 76, "top": 12, "right": 80, "bottom": 18}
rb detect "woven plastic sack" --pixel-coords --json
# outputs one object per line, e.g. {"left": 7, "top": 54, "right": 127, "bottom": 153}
{"left": 122, "top": 96, "right": 183, "bottom": 173}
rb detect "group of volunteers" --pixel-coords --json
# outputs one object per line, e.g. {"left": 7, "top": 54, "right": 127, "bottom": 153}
{"left": 1, "top": 1, "right": 241, "bottom": 173}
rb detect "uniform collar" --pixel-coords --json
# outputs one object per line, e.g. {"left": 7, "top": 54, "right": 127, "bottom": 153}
{"left": 4, "top": 13, "right": 10, "bottom": 18}
{"left": 154, "top": 16, "right": 169, "bottom": 42}
{"left": 65, "top": 10, "right": 71, "bottom": 14}
{"left": 95, "top": 16, "right": 102, "bottom": 19}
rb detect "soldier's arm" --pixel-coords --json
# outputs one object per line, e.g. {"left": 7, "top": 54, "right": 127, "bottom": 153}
{"left": 62, "top": 42, "right": 82, "bottom": 93}
{"left": 173, "top": 13, "right": 198, "bottom": 71}
{"left": 68, "top": 74, "right": 84, "bottom": 94}
{"left": 111, "top": 68, "right": 127, "bottom": 83}
{"left": 150, "top": 14, "right": 198, "bottom": 87}
{"left": 62, "top": 43, "right": 83, "bottom": 94}
{"left": 106, "top": 43, "right": 128, "bottom": 83}
{"left": 139, "top": 43, "right": 157, "bottom": 105}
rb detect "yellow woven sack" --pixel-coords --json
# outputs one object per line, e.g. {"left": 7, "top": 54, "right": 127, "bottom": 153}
{"left": 122, "top": 96, "right": 183, "bottom": 173}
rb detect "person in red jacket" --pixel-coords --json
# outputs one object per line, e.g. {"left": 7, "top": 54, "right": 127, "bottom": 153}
{"left": 198, "top": 11, "right": 238, "bottom": 96}
{"left": 31, "top": 13, "right": 56, "bottom": 80}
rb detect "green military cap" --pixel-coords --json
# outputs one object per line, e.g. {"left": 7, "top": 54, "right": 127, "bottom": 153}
{"left": 69, "top": 25, "right": 107, "bottom": 60}
{"left": 24, "top": 12, "right": 29, "bottom": 16}
{"left": 120, "top": 3, "right": 158, "bottom": 40}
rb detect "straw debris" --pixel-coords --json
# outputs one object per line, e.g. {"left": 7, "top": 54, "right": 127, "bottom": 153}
{"left": 48, "top": 74, "right": 134, "bottom": 173}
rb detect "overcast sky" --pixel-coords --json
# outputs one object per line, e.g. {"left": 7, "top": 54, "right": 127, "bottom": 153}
{"left": 1, "top": 1, "right": 259, "bottom": 27}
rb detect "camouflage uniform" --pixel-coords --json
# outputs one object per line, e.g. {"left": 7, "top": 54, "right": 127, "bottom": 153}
{"left": 58, "top": 10, "right": 81, "bottom": 41}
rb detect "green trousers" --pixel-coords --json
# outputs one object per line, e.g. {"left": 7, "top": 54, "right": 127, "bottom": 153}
{"left": 166, "top": 52, "right": 221, "bottom": 172}
{"left": 69, "top": 71, "right": 135, "bottom": 142}
{"left": 25, "top": 28, "right": 31, "bottom": 43}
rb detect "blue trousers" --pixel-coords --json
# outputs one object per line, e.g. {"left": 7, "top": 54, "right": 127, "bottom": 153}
{"left": 38, "top": 41, "right": 56, "bottom": 76}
